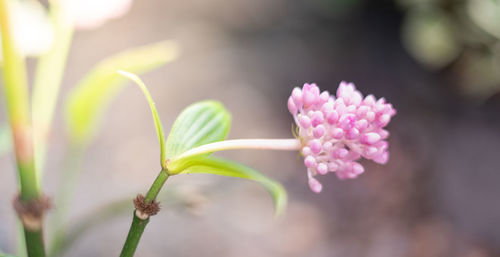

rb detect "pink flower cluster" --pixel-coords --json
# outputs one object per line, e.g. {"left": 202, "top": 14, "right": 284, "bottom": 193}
{"left": 288, "top": 82, "right": 396, "bottom": 193}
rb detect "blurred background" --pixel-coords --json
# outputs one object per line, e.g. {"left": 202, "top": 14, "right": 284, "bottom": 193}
{"left": 1, "top": 0, "right": 500, "bottom": 256}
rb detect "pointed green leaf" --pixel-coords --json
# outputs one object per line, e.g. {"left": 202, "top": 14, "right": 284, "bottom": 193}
{"left": 165, "top": 101, "right": 231, "bottom": 160}
{"left": 117, "top": 71, "right": 166, "bottom": 168}
{"left": 174, "top": 156, "right": 287, "bottom": 215}
{"left": 65, "top": 41, "right": 179, "bottom": 145}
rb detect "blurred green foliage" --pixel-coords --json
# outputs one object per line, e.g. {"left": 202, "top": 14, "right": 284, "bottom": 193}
{"left": 397, "top": 0, "right": 500, "bottom": 98}
{"left": 402, "top": 8, "right": 460, "bottom": 69}
{"left": 310, "top": 0, "right": 500, "bottom": 98}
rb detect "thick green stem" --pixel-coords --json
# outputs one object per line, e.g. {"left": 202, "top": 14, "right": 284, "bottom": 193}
{"left": 0, "top": 0, "right": 46, "bottom": 256}
{"left": 24, "top": 230, "right": 45, "bottom": 257}
{"left": 120, "top": 214, "right": 150, "bottom": 257}
{"left": 120, "top": 170, "right": 169, "bottom": 257}
{"left": 17, "top": 161, "right": 40, "bottom": 201}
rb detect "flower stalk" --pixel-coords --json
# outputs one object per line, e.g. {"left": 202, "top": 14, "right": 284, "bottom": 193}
{"left": 172, "top": 138, "right": 301, "bottom": 162}
{"left": 0, "top": 0, "right": 47, "bottom": 256}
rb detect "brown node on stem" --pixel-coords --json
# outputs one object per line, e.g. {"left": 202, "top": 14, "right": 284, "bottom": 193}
{"left": 134, "top": 194, "right": 160, "bottom": 220}
{"left": 13, "top": 194, "right": 51, "bottom": 231}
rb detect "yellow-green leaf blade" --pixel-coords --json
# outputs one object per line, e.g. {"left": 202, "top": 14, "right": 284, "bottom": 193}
{"left": 65, "top": 40, "right": 179, "bottom": 145}
{"left": 165, "top": 101, "right": 231, "bottom": 160}
{"left": 176, "top": 156, "right": 287, "bottom": 216}
{"left": 117, "top": 71, "right": 166, "bottom": 168}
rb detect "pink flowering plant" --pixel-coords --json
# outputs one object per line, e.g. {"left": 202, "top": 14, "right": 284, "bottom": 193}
{"left": 0, "top": 0, "right": 395, "bottom": 256}
{"left": 113, "top": 72, "right": 396, "bottom": 256}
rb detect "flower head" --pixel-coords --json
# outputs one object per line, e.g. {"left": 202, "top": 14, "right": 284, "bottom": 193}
{"left": 61, "top": 0, "right": 133, "bottom": 29}
{"left": 288, "top": 82, "right": 396, "bottom": 193}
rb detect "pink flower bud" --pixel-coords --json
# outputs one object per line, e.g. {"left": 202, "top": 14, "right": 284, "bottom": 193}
{"left": 317, "top": 163, "right": 328, "bottom": 175}
{"left": 304, "top": 156, "right": 316, "bottom": 168}
{"left": 292, "top": 87, "right": 303, "bottom": 104}
{"left": 361, "top": 132, "right": 381, "bottom": 145}
{"left": 310, "top": 111, "right": 324, "bottom": 127}
{"left": 309, "top": 139, "right": 322, "bottom": 154}
{"left": 332, "top": 128, "right": 344, "bottom": 139}
{"left": 288, "top": 97, "right": 297, "bottom": 115}
{"left": 313, "top": 125, "right": 326, "bottom": 138}
{"left": 334, "top": 148, "right": 349, "bottom": 158}
{"left": 299, "top": 115, "right": 311, "bottom": 128}
{"left": 302, "top": 146, "right": 312, "bottom": 156}
{"left": 323, "top": 142, "right": 333, "bottom": 152}
{"left": 346, "top": 128, "right": 360, "bottom": 140}
{"left": 308, "top": 176, "right": 323, "bottom": 193}
{"left": 326, "top": 110, "right": 339, "bottom": 124}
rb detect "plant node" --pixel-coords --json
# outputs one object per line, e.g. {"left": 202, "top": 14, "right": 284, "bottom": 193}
{"left": 133, "top": 194, "right": 160, "bottom": 220}
{"left": 13, "top": 194, "right": 51, "bottom": 230}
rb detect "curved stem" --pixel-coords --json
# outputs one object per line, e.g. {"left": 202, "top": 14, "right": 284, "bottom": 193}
{"left": 120, "top": 170, "right": 169, "bottom": 257}
{"left": 172, "top": 138, "right": 301, "bottom": 162}
{"left": 145, "top": 169, "right": 169, "bottom": 203}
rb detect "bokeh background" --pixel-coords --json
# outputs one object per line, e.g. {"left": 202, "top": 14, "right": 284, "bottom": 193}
{"left": 2, "top": 0, "right": 500, "bottom": 256}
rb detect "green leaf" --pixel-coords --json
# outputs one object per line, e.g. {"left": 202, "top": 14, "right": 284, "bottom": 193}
{"left": 165, "top": 101, "right": 231, "bottom": 162}
{"left": 117, "top": 71, "right": 167, "bottom": 168}
{"left": 31, "top": 1, "right": 74, "bottom": 177}
{"left": 65, "top": 41, "right": 179, "bottom": 145}
{"left": 175, "top": 156, "right": 287, "bottom": 215}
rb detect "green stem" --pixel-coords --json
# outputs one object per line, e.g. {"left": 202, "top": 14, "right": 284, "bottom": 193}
{"left": 0, "top": 0, "right": 46, "bottom": 256}
{"left": 16, "top": 221, "right": 27, "bottom": 257}
{"left": 120, "top": 170, "right": 169, "bottom": 257}
{"left": 17, "top": 161, "right": 40, "bottom": 201}
{"left": 145, "top": 170, "right": 169, "bottom": 202}
{"left": 24, "top": 230, "right": 45, "bottom": 257}
{"left": 120, "top": 214, "right": 149, "bottom": 257}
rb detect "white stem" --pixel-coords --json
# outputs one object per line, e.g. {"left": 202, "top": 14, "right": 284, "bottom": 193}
{"left": 173, "top": 138, "right": 302, "bottom": 161}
